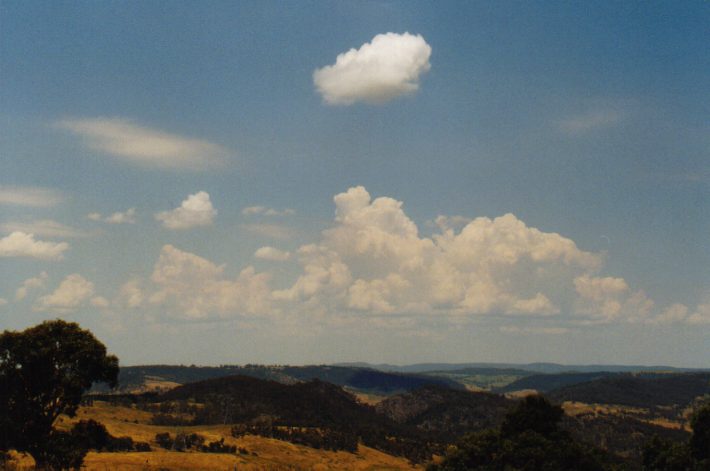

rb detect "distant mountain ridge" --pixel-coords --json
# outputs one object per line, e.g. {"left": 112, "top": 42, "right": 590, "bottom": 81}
{"left": 336, "top": 361, "right": 708, "bottom": 374}
{"left": 112, "top": 364, "right": 462, "bottom": 394}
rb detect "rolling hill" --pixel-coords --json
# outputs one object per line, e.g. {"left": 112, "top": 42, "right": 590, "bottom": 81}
{"left": 111, "top": 364, "right": 462, "bottom": 395}
{"left": 547, "top": 372, "right": 710, "bottom": 408}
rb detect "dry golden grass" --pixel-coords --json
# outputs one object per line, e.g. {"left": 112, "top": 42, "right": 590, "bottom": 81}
{"left": 503, "top": 389, "right": 538, "bottom": 399}
{"left": 3, "top": 451, "right": 35, "bottom": 470}
{"left": 562, "top": 401, "right": 646, "bottom": 417}
{"left": 562, "top": 401, "right": 689, "bottom": 431}
{"left": 348, "top": 390, "right": 388, "bottom": 406}
{"left": 41, "top": 401, "right": 422, "bottom": 470}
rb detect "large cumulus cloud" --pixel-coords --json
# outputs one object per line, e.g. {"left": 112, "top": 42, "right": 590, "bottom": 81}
{"left": 115, "top": 186, "right": 694, "bottom": 329}
{"left": 276, "top": 186, "right": 601, "bottom": 318}
{"left": 125, "top": 244, "right": 272, "bottom": 319}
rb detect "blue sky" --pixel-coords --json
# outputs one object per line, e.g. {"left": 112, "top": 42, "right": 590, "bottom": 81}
{"left": 1, "top": 1, "right": 708, "bottom": 367}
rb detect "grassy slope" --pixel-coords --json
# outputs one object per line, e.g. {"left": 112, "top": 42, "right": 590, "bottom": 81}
{"left": 37, "top": 401, "right": 420, "bottom": 470}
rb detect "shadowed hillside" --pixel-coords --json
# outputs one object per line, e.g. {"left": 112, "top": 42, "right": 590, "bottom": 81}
{"left": 155, "top": 375, "right": 444, "bottom": 462}
{"left": 376, "top": 386, "right": 514, "bottom": 441}
{"left": 548, "top": 372, "right": 710, "bottom": 408}
{"left": 497, "top": 371, "right": 625, "bottom": 393}
{"left": 160, "top": 375, "right": 387, "bottom": 428}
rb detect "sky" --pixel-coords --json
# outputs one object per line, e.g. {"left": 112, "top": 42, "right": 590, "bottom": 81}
{"left": 1, "top": 1, "right": 709, "bottom": 367}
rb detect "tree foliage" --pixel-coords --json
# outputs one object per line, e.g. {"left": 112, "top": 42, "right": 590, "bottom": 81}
{"left": 428, "top": 394, "right": 611, "bottom": 471}
{"left": 643, "top": 402, "right": 710, "bottom": 471}
{"left": 0, "top": 320, "right": 119, "bottom": 469}
{"left": 689, "top": 403, "right": 710, "bottom": 463}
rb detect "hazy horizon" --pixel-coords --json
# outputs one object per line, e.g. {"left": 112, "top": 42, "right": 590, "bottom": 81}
{"left": 2, "top": 1, "right": 708, "bottom": 368}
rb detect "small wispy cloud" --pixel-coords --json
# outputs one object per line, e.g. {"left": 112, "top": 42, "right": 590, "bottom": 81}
{"left": 242, "top": 206, "right": 295, "bottom": 217}
{"left": 243, "top": 223, "right": 294, "bottom": 240}
{"left": 56, "top": 117, "right": 229, "bottom": 170}
{"left": 557, "top": 109, "right": 623, "bottom": 134}
{"left": 1, "top": 220, "right": 89, "bottom": 238}
{"left": 499, "top": 325, "right": 571, "bottom": 335}
{"left": 88, "top": 208, "right": 137, "bottom": 224}
{"left": 314, "top": 32, "right": 432, "bottom": 105}
{"left": 0, "top": 185, "right": 65, "bottom": 207}
{"left": 254, "top": 246, "right": 291, "bottom": 261}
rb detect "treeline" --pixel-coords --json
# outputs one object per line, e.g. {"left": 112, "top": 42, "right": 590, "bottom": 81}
{"left": 231, "top": 423, "right": 358, "bottom": 452}
{"left": 428, "top": 395, "right": 620, "bottom": 471}
{"left": 154, "top": 432, "right": 243, "bottom": 454}
{"left": 562, "top": 411, "right": 690, "bottom": 462}
{"left": 156, "top": 375, "right": 445, "bottom": 462}
{"left": 71, "top": 419, "right": 151, "bottom": 453}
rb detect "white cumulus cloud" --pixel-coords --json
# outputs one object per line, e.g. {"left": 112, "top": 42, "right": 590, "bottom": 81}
{"left": 111, "top": 186, "right": 691, "bottom": 330}
{"left": 313, "top": 32, "right": 432, "bottom": 105}
{"left": 147, "top": 245, "right": 272, "bottom": 319}
{"left": 687, "top": 303, "right": 710, "bottom": 325}
{"left": 16, "top": 271, "right": 48, "bottom": 300}
{"left": 254, "top": 246, "right": 291, "bottom": 261}
{"left": 35, "top": 274, "right": 95, "bottom": 313}
{"left": 56, "top": 117, "right": 228, "bottom": 170}
{"left": 653, "top": 303, "right": 689, "bottom": 324}
{"left": 574, "top": 275, "right": 654, "bottom": 323}
{"left": 275, "top": 186, "right": 600, "bottom": 318}
{"left": 118, "top": 279, "right": 145, "bottom": 309}
{"left": 0, "top": 232, "right": 69, "bottom": 260}
{"left": 155, "top": 192, "right": 216, "bottom": 230}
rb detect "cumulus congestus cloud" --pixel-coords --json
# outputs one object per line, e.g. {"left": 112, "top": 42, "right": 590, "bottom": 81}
{"left": 274, "top": 186, "right": 599, "bottom": 317}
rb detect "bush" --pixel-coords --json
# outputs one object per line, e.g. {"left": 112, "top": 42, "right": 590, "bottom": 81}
{"left": 155, "top": 432, "right": 173, "bottom": 450}
{"left": 134, "top": 442, "right": 152, "bottom": 452}
{"left": 154, "top": 432, "right": 208, "bottom": 452}
{"left": 231, "top": 423, "right": 357, "bottom": 452}
{"left": 200, "top": 438, "right": 237, "bottom": 454}
{"left": 150, "top": 413, "right": 193, "bottom": 426}
{"left": 70, "top": 419, "right": 139, "bottom": 452}
{"left": 106, "top": 436, "right": 134, "bottom": 452}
